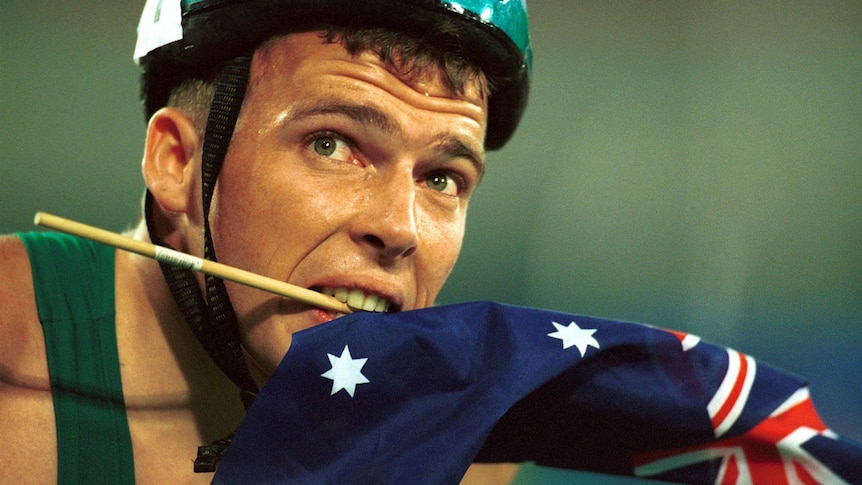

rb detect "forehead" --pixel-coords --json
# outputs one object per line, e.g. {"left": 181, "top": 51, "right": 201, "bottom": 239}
{"left": 235, "top": 31, "right": 490, "bottom": 160}
{"left": 249, "top": 32, "right": 488, "bottom": 106}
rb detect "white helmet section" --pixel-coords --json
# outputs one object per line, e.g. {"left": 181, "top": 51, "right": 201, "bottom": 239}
{"left": 134, "top": 0, "right": 183, "bottom": 64}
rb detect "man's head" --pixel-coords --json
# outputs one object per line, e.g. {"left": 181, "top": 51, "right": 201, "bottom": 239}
{"left": 163, "top": 24, "right": 494, "bottom": 139}
{"left": 136, "top": 0, "right": 531, "bottom": 392}
{"left": 136, "top": 0, "right": 531, "bottom": 149}
{"left": 146, "top": 30, "right": 488, "bottom": 383}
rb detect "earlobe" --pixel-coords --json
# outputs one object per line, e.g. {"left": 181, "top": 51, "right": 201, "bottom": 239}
{"left": 142, "top": 107, "right": 201, "bottom": 213}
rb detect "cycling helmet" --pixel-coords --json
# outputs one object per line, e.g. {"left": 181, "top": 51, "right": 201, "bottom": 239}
{"left": 136, "top": 0, "right": 532, "bottom": 149}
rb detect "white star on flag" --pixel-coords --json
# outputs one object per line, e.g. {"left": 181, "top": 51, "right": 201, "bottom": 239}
{"left": 548, "top": 321, "right": 600, "bottom": 357}
{"left": 321, "top": 345, "right": 370, "bottom": 397}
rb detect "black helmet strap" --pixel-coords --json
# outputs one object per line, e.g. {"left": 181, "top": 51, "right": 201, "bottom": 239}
{"left": 144, "top": 54, "right": 257, "bottom": 472}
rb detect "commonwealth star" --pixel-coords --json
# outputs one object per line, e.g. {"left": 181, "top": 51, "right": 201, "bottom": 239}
{"left": 321, "top": 345, "right": 370, "bottom": 397}
{"left": 548, "top": 321, "right": 600, "bottom": 357}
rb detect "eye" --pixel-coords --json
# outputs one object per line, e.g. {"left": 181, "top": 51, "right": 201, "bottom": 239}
{"left": 308, "top": 133, "right": 354, "bottom": 163}
{"left": 424, "top": 171, "right": 463, "bottom": 196}
{"left": 313, "top": 136, "right": 337, "bottom": 156}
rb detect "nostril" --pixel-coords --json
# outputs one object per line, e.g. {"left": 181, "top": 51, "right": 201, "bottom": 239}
{"left": 362, "top": 234, "right": 386, "bottom": 250}
{"left": 361, "top": 233, "right": 417, "bottom": 259}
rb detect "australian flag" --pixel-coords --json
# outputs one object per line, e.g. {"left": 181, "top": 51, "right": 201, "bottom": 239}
{"left": 213, "top": 301, "right": 862, "bottom": 484}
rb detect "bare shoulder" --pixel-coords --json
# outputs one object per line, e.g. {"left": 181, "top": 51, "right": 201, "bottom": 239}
{"left": 0, "top": 233, "right": 49, "bottom": 379}
{"left": 0, "top": 234, "right": 32, "bottom": 293}
{"left": 0, "top": 234, "right": 56, "bottom": 482}
{"left": 0, "top": 234, "right": 44, "bottom": 366}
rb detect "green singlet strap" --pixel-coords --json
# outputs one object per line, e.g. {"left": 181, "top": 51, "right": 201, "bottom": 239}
{"left": 18, "top": 232, "right": 135, "bottom": 484}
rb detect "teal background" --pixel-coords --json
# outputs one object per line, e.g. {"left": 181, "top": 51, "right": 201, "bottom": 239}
{"left": 2, "top": 2, "right": 859, "bottom": 483}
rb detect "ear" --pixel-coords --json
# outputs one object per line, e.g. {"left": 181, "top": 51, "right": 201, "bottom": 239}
{"left": 142, "top": 107, "right": 201, "bottom": 214}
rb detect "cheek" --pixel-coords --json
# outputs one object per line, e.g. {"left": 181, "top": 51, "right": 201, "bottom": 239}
{"left": 210, "top": 168, "right": 312, "bottom": 267}
{"left": 416, "top": 214, "right": 465, "bottom": 302}
{"left": 208, "top": 183, "right": 258, "bottom": 270}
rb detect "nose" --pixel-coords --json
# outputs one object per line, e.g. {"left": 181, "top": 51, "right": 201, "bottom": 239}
{"left": 351, "top": 170, "right": 419, "bottom": 261}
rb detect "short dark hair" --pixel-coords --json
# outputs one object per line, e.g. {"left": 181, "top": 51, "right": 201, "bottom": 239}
{"left": 166, "top": 24, "right": 491, "bottom": 134}
{"left": 324, "top": 24, "right": 492, "bottom": 97}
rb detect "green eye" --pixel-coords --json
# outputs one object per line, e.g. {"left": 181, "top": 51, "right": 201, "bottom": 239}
{"left": 313, "top": 136, "right": 338, "bottom": 157}
{"left": 426, "top": 172, "right": 460, "bottom": 196}
{"left": 427, "top": 174, "right": 449, "bottom": 191}
{"left": 308, "top": 133, "right": 354, "bottom": 163}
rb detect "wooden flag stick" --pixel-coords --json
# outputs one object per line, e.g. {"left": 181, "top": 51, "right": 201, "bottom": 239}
{"left": 34, "top": 212, "right": 353, "bottom": 315}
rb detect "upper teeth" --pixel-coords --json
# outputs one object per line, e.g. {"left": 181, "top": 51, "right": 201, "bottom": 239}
{"left": 321, "top": 287, "right": 391, "bottom": 313}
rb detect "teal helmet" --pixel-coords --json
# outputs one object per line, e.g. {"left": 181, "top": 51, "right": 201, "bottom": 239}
{"left": 136, "top": 0, "right": 532, "bottom": 149}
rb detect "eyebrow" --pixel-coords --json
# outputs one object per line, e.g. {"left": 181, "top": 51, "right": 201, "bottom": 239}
{"left": 431, "top": 134, "right": 486, "bottom": 180}
{"left": 289, "top": 100, "right": 402, "bottom": 138}
{"left": 288, "top": 100, "right": 485, "bottom": 177}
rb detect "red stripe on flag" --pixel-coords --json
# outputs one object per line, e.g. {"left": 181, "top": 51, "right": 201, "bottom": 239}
{"left": 711, "top": 352, "right": 748, "bottom": 431}
{"left": 665, "top": 329, "right": 688, "bottom": 342}
{"left": 721, "top": 453, "right": 739, "bottom": 485}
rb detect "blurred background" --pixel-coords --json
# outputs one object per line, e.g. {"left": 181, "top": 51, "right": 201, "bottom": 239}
{"left": 2, "top": 2, "right": 859, "bottom": 483}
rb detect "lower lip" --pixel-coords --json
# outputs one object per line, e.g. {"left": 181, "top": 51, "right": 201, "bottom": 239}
{"left": 312, "top": 308, "right": 336, "bottom": 323}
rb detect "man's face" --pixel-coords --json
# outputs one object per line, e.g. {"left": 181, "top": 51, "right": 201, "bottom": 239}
{"left": 207, "top": 32, "right": 488, "bottom": 383}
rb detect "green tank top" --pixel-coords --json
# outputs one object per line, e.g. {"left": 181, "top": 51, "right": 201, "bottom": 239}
{"left": 19, "top": 231, "right": 135, "bottom": 484}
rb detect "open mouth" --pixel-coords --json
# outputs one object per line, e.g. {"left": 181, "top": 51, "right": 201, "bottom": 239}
{"left": 315, "top": 286, "right": 397, "bottom": 313}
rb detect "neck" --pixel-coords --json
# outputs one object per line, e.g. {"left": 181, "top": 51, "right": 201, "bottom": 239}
{"left": 115, "top": 220, "right": 244, "bottom": 440}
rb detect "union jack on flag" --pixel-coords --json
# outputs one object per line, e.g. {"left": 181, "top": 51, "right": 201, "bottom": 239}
{"left": 634, "top": 334, "right": 857, "bottom": 484}
{"left": 214, "top": 302, "right": 862, "bottom": 484}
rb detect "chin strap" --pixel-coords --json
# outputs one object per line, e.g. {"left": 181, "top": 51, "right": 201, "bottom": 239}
{"left": 144, "top": 54, "right": 258, "bottom": 473}
{"left": 193, "top": 431, "right": 237, "bottom": 474}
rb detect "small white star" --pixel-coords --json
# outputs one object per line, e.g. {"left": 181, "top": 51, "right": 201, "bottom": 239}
{"left": 548, "top": 321, "right": 600, "bottom": 357}
{"left": 321, "top": 345, "right": 370, "bottom": 397}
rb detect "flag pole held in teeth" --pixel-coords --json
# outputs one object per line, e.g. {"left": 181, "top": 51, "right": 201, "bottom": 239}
{"left": 33, "top": 212, "right": 353, "bottom": 315}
